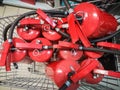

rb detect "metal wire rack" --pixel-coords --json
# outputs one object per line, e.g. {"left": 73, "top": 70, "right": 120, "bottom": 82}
{"left": 0, "top": 14, "right": 120, "bottom": 90}
{"left": 0, "top": 63, "right": 58, "bottom": 90}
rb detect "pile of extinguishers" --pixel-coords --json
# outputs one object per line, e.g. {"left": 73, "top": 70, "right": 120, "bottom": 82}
{"left": 0, "top": 0, "right": 120, "bottom": 90}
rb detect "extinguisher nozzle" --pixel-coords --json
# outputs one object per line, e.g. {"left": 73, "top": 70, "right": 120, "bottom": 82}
{"left": 13, "top": 63, "right": 18, "bottom": 69}
{"left": 59, "top": 79, "right": 72, "bottom": 90}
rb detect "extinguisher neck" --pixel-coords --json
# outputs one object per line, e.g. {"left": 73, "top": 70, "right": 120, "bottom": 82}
{"left": 67, "top": 71, "right": 75, "bottom": 79}
{"left": 8, "top": 39, "right": 12, "bottom": 43}
{"left": 68, "top": 8, "right": 74, "bottom": 14}
{"left": 75, "top": 15, "right": 83, "bottom": 24}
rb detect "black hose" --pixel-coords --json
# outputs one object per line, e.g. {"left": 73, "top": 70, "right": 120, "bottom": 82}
{"left": 90, "top": 30, "right": 120, "bottom": 43}
{"left": 3, "top": 23, "right": 12, "bottom": 41}
{"left": 59, "top": 79, "right": 72, "bottom": 90}
{"left": 8, "top": 11, "right": 36, "bottom": 41}
{"left": 81, "top": 47, "right": 120, "bottom": 55}
{"left": 44, "top": 10, "right": 66, "bottom": 15}
{"left": 59, "top": 84, "right": 68, "bottom": 90}
{"left": 50, "top": 14, "right": 67, "bottom": 18}
{"left": 57, "top": 30, "right": 70, "bottom": 38}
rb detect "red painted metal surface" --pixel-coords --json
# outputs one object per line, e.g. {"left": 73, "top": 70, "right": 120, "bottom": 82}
{"left": 19, "top": 18, "right": 41, "bottom": 25}
{"left": 75, "top": 20, "right": 91, "bottom": 47}
{"left": 59, "top": 49, "right": 83, "bottom": 61}
{"left": 67, "top": 12, "right": 102, "bottom": 58}
{"left": 97, "top": 42, "right": 120, "bottom": 50}
{"left": 15, "top": 42, "right": 42, "bottom": 50}
{"left": 17, "top": 25, "right": 40, "bottom": 41}
{"left": 71, "top": 59, "right": 99, "bottom": 83}
{"left": 0, "top": 38, "right": 26, "bottom": 66}
{"left": 42, "top": 23, "right": 62, "bottom": 41}
{"left": 0, "top": 38, "right": 27, "bottom": 64}
{"left": 75, "top": 20, "right": 103, "bottom": 58}
{"left": 0, "top": 41, "right": 11, "bottom": 66}
{"left": 67, "top": 13, "right": 79, "bottom": 43}
{"left": 74, "top": 2, "right": 118, "bottom": 39}
{"left": 58, "top": 41, "right": 79, "bottom": 49}
{"left": 36, "top": 9, "right": 56, "bottom": 28}
{"left": 28, "top": 38, "right": 53, "bottom": 62}
{"left": 83, "top": 61, "right": 104, "bottom": 84}
{"left": 11, "top": 38, "right": 27, "bottom": 62}
{"left": 45, "top": 60, "right": 80, "bottom": 87}
{"left": 5, "top": 52, "right": 11, "bottom": 71}
{"left": 42, "top": 29, "right": 62, "bottom": 41}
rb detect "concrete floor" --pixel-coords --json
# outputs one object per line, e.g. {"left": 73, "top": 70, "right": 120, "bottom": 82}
{"left": 0, "top": 5, "right": 32, "bottom": 18}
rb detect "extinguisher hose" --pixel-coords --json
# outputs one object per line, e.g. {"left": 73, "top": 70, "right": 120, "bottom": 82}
{"left": 58, "top": 30, "right": 70, "bottom": 38}
{"left": 8, "top": 11, "right": 36, "bottom": 41}
{"left": 59, "top": 79, "right": 72, "bottom": 90}
{"left": 44, "top": 10, "right": 67, "bottom": 17}
{"left": 59, "top": 84, "right": 68, "bottom": 90}
{"left": 91, "top": 29, "right": 120, "bottom": 43}
{"left": 80, "top": 47, "right": 120, "bottom": 55}
{"left": 3, "top": 23, "right": 18, "bottom": 69}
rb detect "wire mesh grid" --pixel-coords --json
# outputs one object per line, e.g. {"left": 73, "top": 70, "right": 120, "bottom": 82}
{"left": 0, "top": 63, "right": 58, "bottom": 90}
{"left": 0, "top": 15, "right": 120, "bottom": 90}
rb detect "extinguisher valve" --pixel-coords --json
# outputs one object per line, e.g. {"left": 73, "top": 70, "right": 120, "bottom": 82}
{"left": 24, "top": 26, "right": 29, "bottom": 30}
{"left": 79, "top": 46, "right": 83, "bottom": 50}
{"left": 36, "top": 40, "right": 41, "bottom": 44}
{"left": 69, "top": 8, "right": 74, "bottom": 14}
{"left": 17, "top": 23, "right": 20, "bottom": 26}
{"left": 43, "top": 45, "right": 53, "bottom": 49}
{"left": 93, "top": 73, "right": 100, "bottom": 79}
{"left": 76, "top": 15, "right": 83, "bottom": 24}
{"left": 61, "top": 24, "right": 69, "bottom": 29}
{"left": 55, "top": 28, "right": 60, "bottom": 32}
{"left": 43, "top": 45, "right": 49, "bottom": 49}
{"left": 10, "top": 48, "right": 17, "bottom": 51}
{"left": 40, "top": 19, "right": 45, "bottom": 24}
